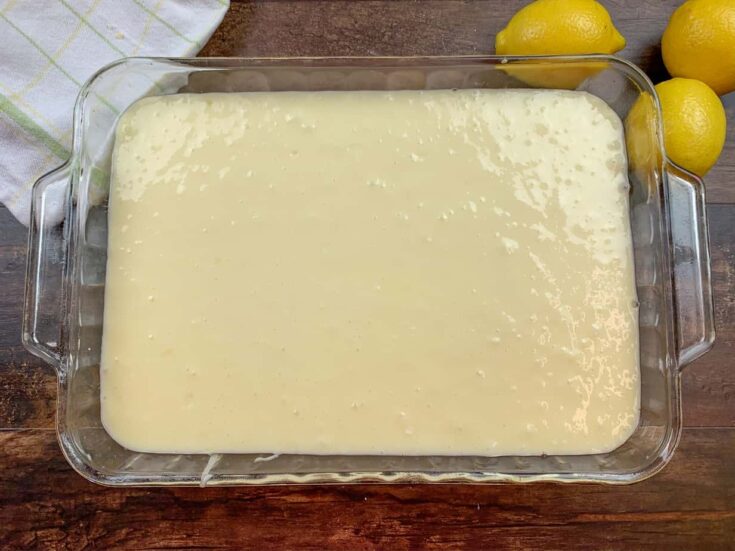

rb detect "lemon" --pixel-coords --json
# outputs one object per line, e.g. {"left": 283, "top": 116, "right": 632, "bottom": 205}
{"left": 655, "top": 78, "right": 726, "bottom": 176}
{"left": 495, "top": 0, "right": 625, "bottom": 88}
{"left": 495, "top": 0, "right": 626, "bottom": 56}
{"left": 662, "top": 0, "right": 735, "bottom": 96}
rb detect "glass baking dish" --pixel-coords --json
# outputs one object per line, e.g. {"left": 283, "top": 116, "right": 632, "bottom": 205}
{"left": 22, "top": 55, "right": 714, "bottom": 485}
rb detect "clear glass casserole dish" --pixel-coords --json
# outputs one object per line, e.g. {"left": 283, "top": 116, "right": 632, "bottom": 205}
{"left": 22, "top": 55, "right": 715, "bottom": 485}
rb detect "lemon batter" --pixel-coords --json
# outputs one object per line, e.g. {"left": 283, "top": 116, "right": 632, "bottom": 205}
{"left": 101, "top": 90, "right": 639, "bottom": 455}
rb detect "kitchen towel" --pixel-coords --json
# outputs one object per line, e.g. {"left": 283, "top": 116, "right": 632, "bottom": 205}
{"left": 0, "top": 0, "right": 229, "bottom": 226}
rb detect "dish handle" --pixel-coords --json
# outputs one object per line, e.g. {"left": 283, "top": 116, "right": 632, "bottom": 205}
{"left": 22, "top": 164, "right": 71, "bottom": 372}
{"left": 666, "top": 163, "right": 716, "bottom": 367}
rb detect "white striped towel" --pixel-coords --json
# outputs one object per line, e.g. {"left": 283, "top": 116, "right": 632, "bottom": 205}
{"left": 0, "top": 0, "right": 229, "bottom": 226}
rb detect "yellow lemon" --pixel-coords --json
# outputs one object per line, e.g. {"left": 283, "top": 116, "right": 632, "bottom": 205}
{"left": 662, "top": 0, "right": 735, "bottom": 96}
{"left": 495, "top": 0, "right": 625, "bottom": 88}
{"left": 495, "top": 0, "right": 625, "bottom": 56}
{"left": 655, "top": 78, "right": 726, "bottom": 176}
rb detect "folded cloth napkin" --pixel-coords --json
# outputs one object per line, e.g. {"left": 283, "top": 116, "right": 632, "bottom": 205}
{"left": 0, "top": 0, "right": 229, "bottom": 225}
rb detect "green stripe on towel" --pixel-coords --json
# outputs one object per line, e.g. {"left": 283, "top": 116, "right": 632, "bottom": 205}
{"left": 0, "top": 93, "right": 70, "bottom": 160}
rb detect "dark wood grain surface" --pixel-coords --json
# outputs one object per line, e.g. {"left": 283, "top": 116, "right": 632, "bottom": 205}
{"left": 1, "top": 1, "right": 733, "bottom": 549}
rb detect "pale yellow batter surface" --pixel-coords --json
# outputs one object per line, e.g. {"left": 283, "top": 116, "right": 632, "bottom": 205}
{"left": 101, "top": 90, "right": 640, "bottom": 456}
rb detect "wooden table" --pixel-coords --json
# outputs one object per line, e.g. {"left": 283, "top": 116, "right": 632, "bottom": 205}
{"left": 1, "top": 1, "right": 733, "bottom": 548}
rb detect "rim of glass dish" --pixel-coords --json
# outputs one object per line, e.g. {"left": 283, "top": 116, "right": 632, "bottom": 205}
{"left": 50, "top": 54, "right": 679, "bottom": 486}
